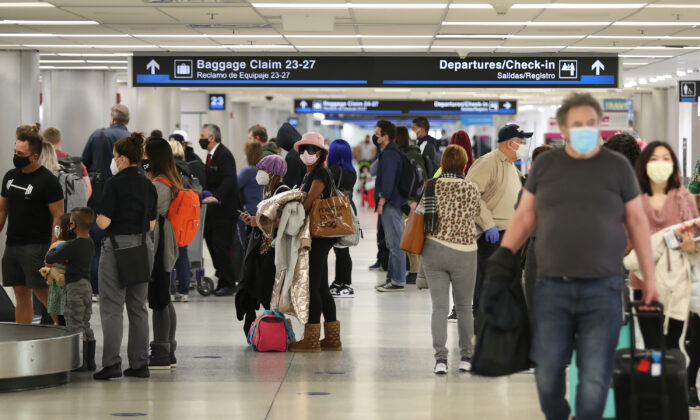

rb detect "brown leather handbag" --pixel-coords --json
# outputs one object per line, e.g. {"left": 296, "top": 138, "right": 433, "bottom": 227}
{"left": 400, "top": 211, "right": 425, "bottom": 255}
{"left": 309, "top": 170, "right": 355, "bottom": 238}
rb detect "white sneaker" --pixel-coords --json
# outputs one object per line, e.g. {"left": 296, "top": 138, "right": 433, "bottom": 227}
{"left": 174, "top": 294, "right": 189, "bottom": 303}
{"left": 459, "top": 358, "right": 472, "bottom": 372}
{"left": 434, "top": 360, "right": 448, "bottom": 374}
{"left": 336, "top": 286, "right": 354, "bottom": 298}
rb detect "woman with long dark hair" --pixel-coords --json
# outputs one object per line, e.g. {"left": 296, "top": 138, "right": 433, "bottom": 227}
{"left": 327, "top": 139, "right": 358, "bottom": 298}
{"left": 145, "top": 137, "right": 182, "bottom": 370}
{"left": 290, "top": 132, "right": 341, "bottom": 352}
{"left": 94, "top": 133, "right": 157, "bottom": 380}
{"left": 629, "top": 141, "right": 700, "bottom": 406}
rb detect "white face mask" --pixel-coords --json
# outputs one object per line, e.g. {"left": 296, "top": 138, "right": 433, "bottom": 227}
{"left": 110, "top": 158, "right": 119, "bottom": 175}
{"left": 514, "top": 142, "right": 530, "bottom": 161}
{"left": 255, "top": 170, "right": 270, "bottom": 186}
{"left": 646, "top": 161, "right": 674, "bottom": 184}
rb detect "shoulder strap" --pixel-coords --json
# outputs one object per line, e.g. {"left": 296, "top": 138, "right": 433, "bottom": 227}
{"left": 324, "top": 167, "right": 342, "bottom": 197}
{"left": 97, "top": 128, "right": 109, "bottom": 174}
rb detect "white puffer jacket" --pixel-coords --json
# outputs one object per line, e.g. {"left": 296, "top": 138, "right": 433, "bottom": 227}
{"left": 624, "top": 227, "right": 700, "bottom": 324}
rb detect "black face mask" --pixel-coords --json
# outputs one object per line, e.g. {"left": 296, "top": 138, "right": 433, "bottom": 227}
{"left": 372, "top": 134, "right": 379, "bottom": 147}
{"left": 141, "top": 159, "right": 150, "bottom": 172}
{"left": 199, "top": 138, "right": 210, "bottom": 150}
{"left": 13, "top": 154, "right": 31, "bottom": 169}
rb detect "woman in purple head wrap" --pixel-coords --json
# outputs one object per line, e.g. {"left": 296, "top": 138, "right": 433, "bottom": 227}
{"left": 235, "top": 154, "right": 290, "bottom": 337}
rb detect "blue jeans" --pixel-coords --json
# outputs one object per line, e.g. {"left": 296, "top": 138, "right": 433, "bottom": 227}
{"left": 170, "top": 246, "right": 190, "bottom": 295}
{"left": 531, "top": 276, "right": 624, "bottom": 420}
{"left": 380, "top": 204, "right": 406, "bottom": 286}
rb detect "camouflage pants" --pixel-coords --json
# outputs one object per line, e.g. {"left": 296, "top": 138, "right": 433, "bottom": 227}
{"left": 65, "top": 279, "right": 94, "bottom": 341}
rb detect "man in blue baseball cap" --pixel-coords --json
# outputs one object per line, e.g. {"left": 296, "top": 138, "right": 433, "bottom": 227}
{"left": 465, "top": 123, "right": 532, "bottom": 320}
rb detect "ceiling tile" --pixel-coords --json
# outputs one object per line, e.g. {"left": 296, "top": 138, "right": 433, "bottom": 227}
{"left": 156, "top": 6, "right": 264, "bottom": 25}
{"left": 444, "top": 9, "right": 539, "bottom": 21}
{"left": 352, "top": 10, "right": 445, "bottom": 24}
{"left": 61, "top": 7, "right": 179, "bottom": 24}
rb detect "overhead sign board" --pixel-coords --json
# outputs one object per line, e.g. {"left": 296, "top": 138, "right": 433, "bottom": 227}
{"left": 603, "top": 99, "right": 633, "bottom": 112}
{"left": 294, "top": 99, "right": 516, "bottom": 115}
{"left": 132, "top": 55, "right": 618, "bottom": 88}
{"left": 209, "top": 94, "right": 225, "bottom": 110}
{"left": 680, "top": 81, "right": 699, "bottom": 103}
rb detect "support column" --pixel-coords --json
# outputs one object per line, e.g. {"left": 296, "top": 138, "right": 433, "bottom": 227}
{"left": 41, "top": 70, "right": 118, "bottom": 156}
{"left": 0, "top": 50, "right": 40, "bottom": 272}
{"left": 117, "top": 85, "right": 181, "bottom": 138}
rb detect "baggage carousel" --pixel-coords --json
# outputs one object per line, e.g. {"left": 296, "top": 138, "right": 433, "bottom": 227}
{"left": 0, "top": 323, "right": 80, "bottom": 392}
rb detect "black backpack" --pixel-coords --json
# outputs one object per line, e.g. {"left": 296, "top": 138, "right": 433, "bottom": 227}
{"left": 58, "top": 156, "right": 84, "bottom": 179}
{"left": 396, "top": 149, "right": 425, "bottom": 200}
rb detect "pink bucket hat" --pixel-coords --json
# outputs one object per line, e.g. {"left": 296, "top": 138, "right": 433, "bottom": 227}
{"left": 293, "top": 132, "right": 327, "bottom": 152}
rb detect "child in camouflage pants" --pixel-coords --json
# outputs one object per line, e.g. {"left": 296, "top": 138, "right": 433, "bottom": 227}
{"left": 45, "top": 207, "right": 96, "bottom": 372}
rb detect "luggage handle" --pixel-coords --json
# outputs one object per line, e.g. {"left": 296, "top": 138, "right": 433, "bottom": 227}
{"left": 627, "top": 300, "right": 670, "bottom": 420}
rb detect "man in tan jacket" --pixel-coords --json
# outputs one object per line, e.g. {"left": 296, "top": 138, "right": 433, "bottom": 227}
{"left": 466, "top": 124, "right": 531, "bottom": 318}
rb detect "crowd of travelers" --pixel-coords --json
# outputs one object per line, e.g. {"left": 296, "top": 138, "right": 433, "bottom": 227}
{"left": 7, "top": 92, "right": 700, "bottom": 418}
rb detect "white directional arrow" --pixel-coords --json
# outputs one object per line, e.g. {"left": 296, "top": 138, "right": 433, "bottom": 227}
{"left": 146, "top": 59, "right": 160, "bottom": 75}
{"left": 591, "top": 60, "right": 605, "bottom": 75}
{"left": 503, "top": 102, "right": 512, "bottom": 109}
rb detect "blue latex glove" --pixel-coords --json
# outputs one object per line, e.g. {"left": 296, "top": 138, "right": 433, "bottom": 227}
{"left": 484, "top": 227, "right": 500, "bottom": 244}
{"left": 201, "top": 190, "right": 213, "bottom": 201}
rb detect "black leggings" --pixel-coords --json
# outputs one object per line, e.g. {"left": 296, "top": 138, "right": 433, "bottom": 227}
{"left": 688, "top": 314, "right": 700, "bottom": 388}
{"left": 633, "top": 290, "right": 684, "bottom": 349}
{"left": 308, "top": 238, "right": 336, "bottom": 324}
{"left": 334, "top": 247, "right": 352, "bottom": 286}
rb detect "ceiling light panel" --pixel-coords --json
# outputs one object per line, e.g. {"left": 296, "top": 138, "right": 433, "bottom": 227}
{"left": 511, "top": 3, "right": 645, "bottom": 9}
{"left": 0, "top": 2, "right": 55, "bottom": 7}
{"left": 0, "top": 20, "right": 98, "bottom": 25}
{"left": 442, "top": 21, "right": 611, "bottom": 26}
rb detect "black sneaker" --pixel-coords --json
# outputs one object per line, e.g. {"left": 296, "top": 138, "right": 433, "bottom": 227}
{"left": 448, "top": 307, "right": 458, "bottom": 323}
{"left": 690, "top": 386, "right": 700, "bottom": 407}
{"left": 406, "top": 273, "right": 417, "bottom": 285}
{"left": 336, "top": 285, "right": 355, "bottom": 298}
{"left": 377, "top": 283, "right": 404, "bottom": 293}
{"left": 93, "top": 363, "right": 122, "bottom": 380}
{"left": 124, "top": 366, "right": 150, "bottom": 378}
{"left": 369, "top": 261, "right": 382, "bottom": 271}
{"left": 329, "top": 282, "right": 342, "bottom": 296}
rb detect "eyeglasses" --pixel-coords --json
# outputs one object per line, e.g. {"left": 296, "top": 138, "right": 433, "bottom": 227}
{"left": 299, "top": 145, "right": 321, "bottom": 154}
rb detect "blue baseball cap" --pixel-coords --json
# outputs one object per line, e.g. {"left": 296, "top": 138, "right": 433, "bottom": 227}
{"left": 498, "top": 124, "right": 533, "bottom": 143}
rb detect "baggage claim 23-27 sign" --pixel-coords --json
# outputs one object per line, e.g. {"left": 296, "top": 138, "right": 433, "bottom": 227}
{"left": 132, "top": 55, "right": 619, "bottom": 89}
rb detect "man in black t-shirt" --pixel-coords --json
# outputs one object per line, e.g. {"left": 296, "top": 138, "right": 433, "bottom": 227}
{"left": 0, "top": 131, "right": 64, "bottom": 324}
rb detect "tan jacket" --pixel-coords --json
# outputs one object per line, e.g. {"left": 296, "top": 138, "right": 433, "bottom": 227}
{"left": 465, "top": 148, "right": 522, "bottom": 231}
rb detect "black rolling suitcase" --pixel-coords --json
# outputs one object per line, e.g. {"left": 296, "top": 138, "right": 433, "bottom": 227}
{"left": 613, "top": 302, "right": 689, "bottom": 420}
{"left": 0, "top": 286, "right": 15, "bottom": 322}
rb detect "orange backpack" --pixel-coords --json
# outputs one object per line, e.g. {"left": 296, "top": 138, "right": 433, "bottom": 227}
{"left": 154, "top": 177, "right": 201, "bottom": 247}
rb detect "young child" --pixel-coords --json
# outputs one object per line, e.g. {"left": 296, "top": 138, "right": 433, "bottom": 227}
{"left": 41, "top": 214, "right": 76, "bottom": 319}
{"left": 45, "top": 207, "right": 96, "bottom": 372}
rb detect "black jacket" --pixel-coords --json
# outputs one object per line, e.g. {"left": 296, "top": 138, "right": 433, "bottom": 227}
{"left": 472, "top": 247, "right": 531, "bottom": 377}
{"left": 276, "top": 122, "right": 306, "bottom": 189}
{"left": 204, "top": 143, "right": 239, "bottom": 220}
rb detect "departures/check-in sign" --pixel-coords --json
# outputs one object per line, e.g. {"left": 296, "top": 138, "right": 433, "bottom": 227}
{"left": 132, "top": 55, "right": 619, "bottom": 88}
{"left": 294, "top": 99, "right": 517, "bottom": 115}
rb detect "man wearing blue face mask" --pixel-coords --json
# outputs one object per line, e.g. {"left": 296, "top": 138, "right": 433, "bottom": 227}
{"left": 466, "top": 123, "right": 531, "bottom": 319}
{"left": 498, "top": 92, "right": 658, "bottom": 420}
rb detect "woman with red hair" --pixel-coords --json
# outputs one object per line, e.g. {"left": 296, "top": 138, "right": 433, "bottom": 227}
{"left": 432, "top": 130, "right": 475, "bottom": 179}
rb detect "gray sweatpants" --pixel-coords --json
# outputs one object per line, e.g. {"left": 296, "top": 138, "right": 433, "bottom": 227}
{"left": 422, "top": 239, "right": 477, "bottom": 360}
{"left": 99, "top": 234, "right": 153, "bottom": 368}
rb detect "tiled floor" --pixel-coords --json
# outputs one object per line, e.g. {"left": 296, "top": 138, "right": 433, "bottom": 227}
{"left": 2, "top": 207, "right": 700, "bottom": 419}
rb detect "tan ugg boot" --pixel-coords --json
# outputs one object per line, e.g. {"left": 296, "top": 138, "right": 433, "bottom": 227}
{"left": 320, "top": 321, "right": 342, "bottom": 351}
{"left": 289, "top": 323, "right": 321, "bottom": 352}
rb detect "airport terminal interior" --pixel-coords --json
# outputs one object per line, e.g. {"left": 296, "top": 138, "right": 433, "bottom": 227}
{"left": 3, "top": 0, "right": 700, "bottom": 419}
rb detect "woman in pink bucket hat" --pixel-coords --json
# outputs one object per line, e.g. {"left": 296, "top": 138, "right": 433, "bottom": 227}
{"left": 289, "top": 132, "right": 342, "bottom": 352}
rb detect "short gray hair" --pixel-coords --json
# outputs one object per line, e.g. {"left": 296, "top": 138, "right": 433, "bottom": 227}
{"left": 111, "top": 104, "right": 130, "bottom": 124}
{"left": 203, "top": 123, "right": 221, "bottom": 143}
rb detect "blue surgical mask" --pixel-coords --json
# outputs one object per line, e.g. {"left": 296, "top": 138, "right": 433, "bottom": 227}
{"left": 568, "top": 127, "right": 599, "bottom": 156}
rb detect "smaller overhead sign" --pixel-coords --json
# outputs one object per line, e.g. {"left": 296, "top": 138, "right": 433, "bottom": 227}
{"left": 603, "top": 99, "right": 633, "bottom": 112}
{"left": 209, "top": 94, "right": 226, "bottom": 110}
{"left": 680, "top": 81, "right": 698, "bottom": 103}
{"left": 294, "top": 99, "right": 517, "bottom": 115}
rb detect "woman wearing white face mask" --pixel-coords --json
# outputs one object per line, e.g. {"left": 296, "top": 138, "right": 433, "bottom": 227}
{"left": 289, "top": 132, "right": 342, "bottom": 352}
{"left": 236, "top": 155, "right": 289, "bottom": 336}
{"left": 631, "top": 141, "right": 700, "bottom": 405}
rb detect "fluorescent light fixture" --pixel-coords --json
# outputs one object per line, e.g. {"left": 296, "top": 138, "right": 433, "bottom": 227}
{"left": 253, "top": 2, "right": 484, "bottom": 9}
{"left": 159, "top": 45, "right": 230, "bottom": 49}
{"left": 40, "top": 66, "right": 127, "bottom": 70}
{"left": 208, "top": 34, "right": 284, "bottom": 39}
{"left": 0, "top": 2, "right": 55, "bottom": 7}
{"left": 624, "top": 81, "right": 637, "bottom": 88}
{"left": 0, "top": 20, "right": 98, "bottom": 25}
{"left": 0, "top": 33, "right": 130, "bottom": 38}
{"left": 620, "top": 54, "right": 673, "bottom": 58}
{"left": 432, "top": 45, "right": 566, "bottom": 49}
{"left": 223, "top": 44, "right": 295, "bottom": 49}
{"left": 512, "top": 3, "right": 644, "bottom": 8}
{"left": 613, "top": 21, "right": 700, "bottom": 26}
{"left": 25, "top": 44, "right": 153, "bottom": 48}
{"left": 287, "top": 34, "right": 433, "bottom": 39}
{"left": 442, "top": 21, "right": 610, "bottom": 26}
{"left": 55, "top": 53, "right": 133, "bottom": 57}
{"left": 519, "top": 105, "right": 535, "bottom": 111}
{"left": 678, "top": 70, "right": 687, "bottom": 76}
{"left": 647, "top": 4, "right": 700, "bottom": 8}
{"left": 566, "top": 46, "right": 630, "bottom": 50}
{"left": 134, "top": 34, "right": 209, "bottom": 38}
{"left": 435, "top": 34, "right": 583, "bottom": 39}
{"left": 39, "top": 59, "right": 85, "bottom": 64}
{"left": 86, "top": 60, "right": 129, "bottom": 64}
{"left": 624, "top": 62, "right": 649, "bottom": 65}
{"left": 295, "top": 45, "right": 429, "bottom": 49}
